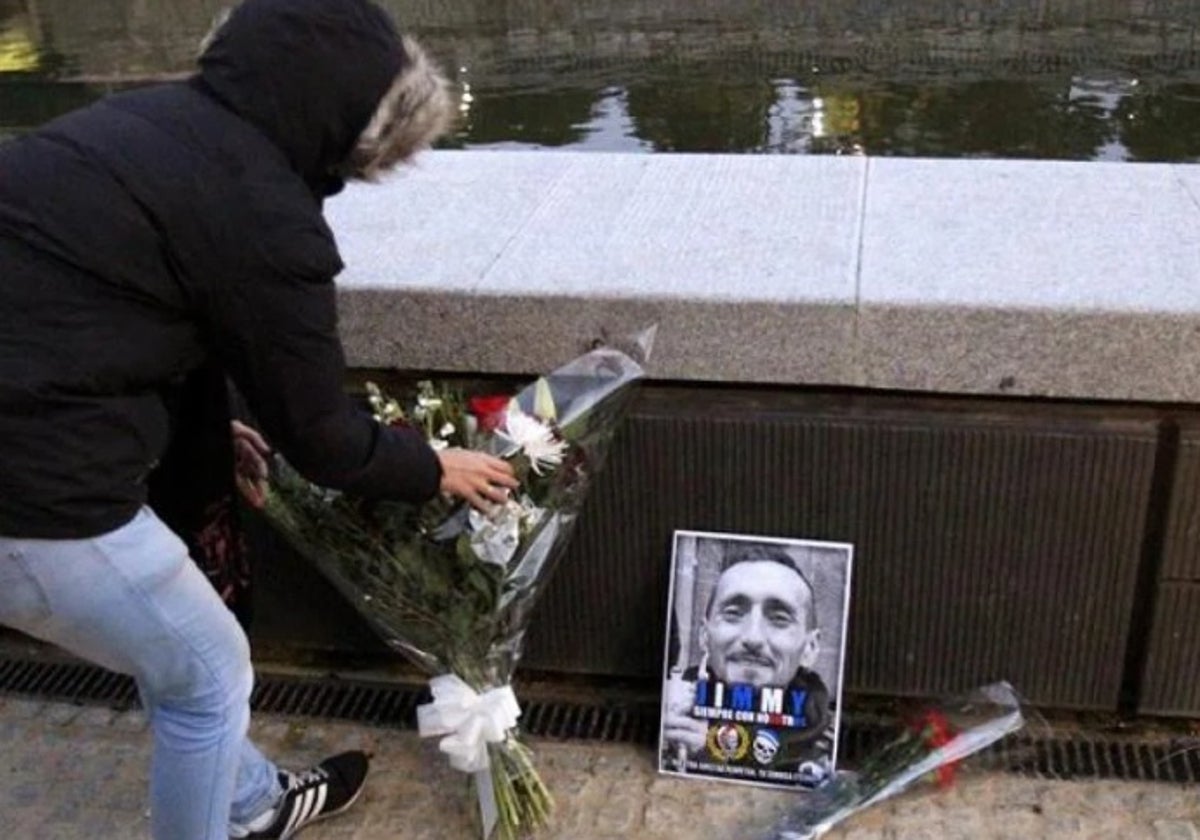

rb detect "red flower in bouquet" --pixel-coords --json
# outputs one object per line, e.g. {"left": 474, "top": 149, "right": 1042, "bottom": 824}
{"left": 468, "top": 395, "right": 510, "bottom": 433}
{"left": 915, "top": 709, "right": 959, "bottom": 788}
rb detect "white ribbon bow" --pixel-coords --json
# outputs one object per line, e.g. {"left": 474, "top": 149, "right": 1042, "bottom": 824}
{"left": 416, "top": 675, "right": 521, "bottom": 774}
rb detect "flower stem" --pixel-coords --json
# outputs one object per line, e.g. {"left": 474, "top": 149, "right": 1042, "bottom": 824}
{"left": 478, "top": 738, "right": 554, "bottom": 840}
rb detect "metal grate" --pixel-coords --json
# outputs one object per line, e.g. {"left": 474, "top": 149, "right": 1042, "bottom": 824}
{"left": 3, "top": 655, "right": 1200, "bottom": 784}
{"left": 0, "top": 655, "right": 662, "bottom": 744}
{"left": 0, "top": 656, "right": 140, "bottom": 707}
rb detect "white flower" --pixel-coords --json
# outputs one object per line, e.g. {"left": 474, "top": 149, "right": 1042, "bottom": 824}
{"left": 365, "top": 382, "right": 405, "bottom": 425}
{"left": 429, "top": 438, "right": 449, "bottom": 451}
{"left": 496, "top": 408, "right": 567, "bottom": 475}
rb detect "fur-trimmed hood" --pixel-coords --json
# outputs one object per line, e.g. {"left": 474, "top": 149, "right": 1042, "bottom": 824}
{"left": 196, "top": 0, "right": 407, "bottom": 197}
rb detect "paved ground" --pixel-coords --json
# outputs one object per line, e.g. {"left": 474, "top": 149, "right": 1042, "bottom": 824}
{"left": 3, "top": 692, "right": 1200, "bottom": 840}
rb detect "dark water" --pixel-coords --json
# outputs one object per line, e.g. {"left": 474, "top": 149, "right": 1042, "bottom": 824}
{"left": 5, "top": 0, "right": 1200, "bottom": 161}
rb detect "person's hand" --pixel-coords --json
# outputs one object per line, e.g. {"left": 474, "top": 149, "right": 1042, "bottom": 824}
{"left": 662, "top": 677, "right": 708, "bottom": 755}
{"left": 436, "top": 448, "right": 519, "bottom": 512}
{"left": 231, "top": 420, "right": 271, "bottom": 509}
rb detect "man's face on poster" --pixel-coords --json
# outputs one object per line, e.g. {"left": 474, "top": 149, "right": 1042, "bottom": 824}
{"left": 703, "top": 560, "right": 820, "bottom": 688}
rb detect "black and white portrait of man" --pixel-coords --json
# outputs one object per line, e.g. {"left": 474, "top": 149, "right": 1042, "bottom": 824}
{"left": 658, "top": 531, "right": 852, "bottom": 790}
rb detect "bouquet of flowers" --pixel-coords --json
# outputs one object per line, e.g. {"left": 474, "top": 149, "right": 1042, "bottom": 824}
{"left": 261, "top": 339, "right": 650, "bottom": 839}
{"left": 761, "top": 681, "right": 1025, "bottom": 840}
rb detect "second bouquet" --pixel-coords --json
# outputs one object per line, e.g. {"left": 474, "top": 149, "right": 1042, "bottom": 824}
{"left": 261, "top": 344, "right": 647, "bottom": 840}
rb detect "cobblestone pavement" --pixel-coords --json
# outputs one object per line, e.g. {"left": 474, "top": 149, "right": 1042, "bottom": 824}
{"left": 3, "top": 694, "right": 1200, "bottom": 840}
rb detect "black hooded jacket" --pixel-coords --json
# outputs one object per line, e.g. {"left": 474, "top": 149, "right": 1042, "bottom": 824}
{"left": 0, "top": 0, "right": 442, "bottom": 539}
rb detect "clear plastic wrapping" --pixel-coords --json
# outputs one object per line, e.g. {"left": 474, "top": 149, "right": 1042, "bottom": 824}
{"left": 762, "top": 681, "right": 1026, "bottom": 840}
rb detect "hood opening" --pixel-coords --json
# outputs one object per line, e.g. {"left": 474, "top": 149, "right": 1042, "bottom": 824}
{"left": 196, "top": 0, "right": 407, "bottom": 198}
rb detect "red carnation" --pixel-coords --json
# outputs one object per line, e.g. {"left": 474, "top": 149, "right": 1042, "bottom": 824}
{"left": 916, "top": 709, "right": 959, "bottom": 788}
{"left": 468, "top": 395, "right": 510, "bottom": 433}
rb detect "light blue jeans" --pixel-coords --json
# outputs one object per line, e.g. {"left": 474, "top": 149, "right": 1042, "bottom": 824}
{"left": 0, "top": 507, "right": 282, "bottom": 839}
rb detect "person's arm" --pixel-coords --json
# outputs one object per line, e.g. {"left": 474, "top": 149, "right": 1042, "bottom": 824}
{"left": 214, "top": 264, "right": 518, "bottom": 510}
{"left": 212, "top": 264, "right": 440, "bottom": 501}
{"left": 232, "top": 416, "right": 516, "bottom": 510}
{"left": 205, "top": 182, "right": 521, "bottom": 506}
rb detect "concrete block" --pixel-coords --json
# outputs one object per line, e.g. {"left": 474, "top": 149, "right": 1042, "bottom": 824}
{"left": 858, "top": 306, "right": 1200, "bottom": 400}
{"left": 332, "top": 151, "right": 863, "bottom": 386}
{"left": 860, "top": 158, "right": 1200, "bottom": 313}
{"left": 328, "top": 151, "right": 1200, "bottom": 402}
{"left": 481, "top": 152, "right": 864, "bottom": 303}
{"left": 326, "top": 151, "right": 577, "bottom": 294}
{"left": 859, "top": 157, "right": 1200, "bottom": 400}
{"left": 338, "top": 288, "right": 857, "bottom": 384}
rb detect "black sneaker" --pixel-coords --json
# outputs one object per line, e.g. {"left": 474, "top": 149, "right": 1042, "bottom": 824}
{"left": 241, "top": 751, "right": 369, "bottom": 839}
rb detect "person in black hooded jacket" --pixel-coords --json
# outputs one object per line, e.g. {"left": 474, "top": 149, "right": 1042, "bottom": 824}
{"left": 0, "top": 2, "right": 516, "bottom": 838}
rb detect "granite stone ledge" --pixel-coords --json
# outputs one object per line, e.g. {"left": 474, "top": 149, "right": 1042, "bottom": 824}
{"left": 476, "top": 152, "right": 865, "bottom": 302}
{"left": 326, "top": 151, "right": 578, "bottom": 294}
{"left": 860, "top": 157, "right": 1200, "bottom": 314}
{"left": 859, "top": 156, "right": 1200, "bottom": 401}
{"left": 329, "top": 150, "right": 1200, "bottom": 403}
{"left": 337, "top": 288, "right": 858, "bottom": 385}
{"left": 331, "top": 149, "right": 864, "bottom": 385}
{"left": 858, "top": 305, "right": 1200, "bottom": 402}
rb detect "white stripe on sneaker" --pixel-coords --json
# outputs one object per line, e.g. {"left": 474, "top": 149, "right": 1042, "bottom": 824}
{"left": 283, "top": 788, "right": 314, "bottom": 838}
{"left": 312, "top": 783, "right": 328, "bottom": 818}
